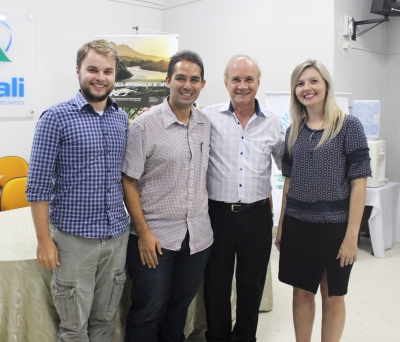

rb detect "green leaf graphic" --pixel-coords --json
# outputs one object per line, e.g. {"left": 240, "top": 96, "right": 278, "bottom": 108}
{"left": 0, "top": 48, "right": 11, "bottom": 62}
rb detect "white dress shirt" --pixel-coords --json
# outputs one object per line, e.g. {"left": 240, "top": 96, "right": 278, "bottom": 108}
{"left": 203, "top": 100, "right": 284, "bottom": 204}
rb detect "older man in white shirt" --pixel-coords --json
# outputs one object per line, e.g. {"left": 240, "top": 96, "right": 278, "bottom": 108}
{"left": 203, "top": 55, "right": 284, "bottom": 342}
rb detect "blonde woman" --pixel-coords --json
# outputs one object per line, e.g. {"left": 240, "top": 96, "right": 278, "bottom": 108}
{"left": 275, "top": 59, "right": 371, "bottom": 342}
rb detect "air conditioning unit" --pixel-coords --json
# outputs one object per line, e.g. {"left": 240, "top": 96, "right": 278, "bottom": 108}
{"left": 371, "top": 0, "right": 400, "bottom": 16}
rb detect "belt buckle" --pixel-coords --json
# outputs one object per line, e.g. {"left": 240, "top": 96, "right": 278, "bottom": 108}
{"left": 231, "top": 204, "right": 241, "bottom": 212}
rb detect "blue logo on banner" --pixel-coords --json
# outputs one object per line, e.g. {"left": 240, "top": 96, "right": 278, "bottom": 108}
{"left": 0, "top": 78, "right": 24, "bottom": 97}
{"left": 0, "top": 20, "right": 12, "bottom": 62}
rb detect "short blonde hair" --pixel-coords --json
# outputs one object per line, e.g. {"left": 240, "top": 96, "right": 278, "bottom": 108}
{"left": 76, "top": 39, "right": 119, "bottom": 69}
{"left": 288, "top": 59, "right": 345, "bottom": 155}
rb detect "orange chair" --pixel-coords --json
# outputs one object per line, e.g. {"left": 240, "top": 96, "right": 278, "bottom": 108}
{"left": 0, "top": 177, "right": 30, "bottom": 211}
{"left": 0, "top": 156, "right": 29, "bottom": 188}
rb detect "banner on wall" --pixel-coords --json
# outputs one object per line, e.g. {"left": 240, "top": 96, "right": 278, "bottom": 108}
{"left": 96, "top": 35, "right": 178, "bottom": 122}
{"left": 0, "top": 12, "right": 35, "bottom": 117}
{"left": 265, "top": 92, "right": 350, "bottom": 226}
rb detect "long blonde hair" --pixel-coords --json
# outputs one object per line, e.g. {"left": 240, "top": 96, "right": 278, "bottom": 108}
{"left": 288, "top": 59, "right": 345, "bottom": 155}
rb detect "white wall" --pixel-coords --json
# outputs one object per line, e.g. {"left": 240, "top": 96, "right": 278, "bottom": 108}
{"left": 334, "top": 0, "right": 400, "bottom": 182}
{"left": 383, "top": 18, "right": 400, "bottom": 182}
{"left": 163, "top": 0, "right": 335, "bottom": 107}
{"left": 0, "top": 0, "right": 162, "bottom": 162}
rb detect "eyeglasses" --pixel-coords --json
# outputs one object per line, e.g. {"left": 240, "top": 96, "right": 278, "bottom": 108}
{"left": 229, "top": 77, "right": 257, "bottom": 85}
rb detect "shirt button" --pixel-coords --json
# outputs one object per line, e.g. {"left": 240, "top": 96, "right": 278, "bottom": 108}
{"left": 189, "top": 201, "right": 192, "bottom": 204}
{"left": 240, "top": 168, "right": 243, "bottom": 171}
{"left": 242, "top": 136, "right": 244, "bottom": 139}
{"left": 237, "top": 122, "right": 240, "bottom": 125}
{"left": 240, "top": 152, "right": 243, "bottom": 155}
{"left": 239, "top": 184, "right": 242, "bottom": 187}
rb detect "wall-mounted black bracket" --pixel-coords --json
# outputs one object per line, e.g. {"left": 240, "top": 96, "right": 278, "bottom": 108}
{"left": 351, "top": 14, "right": 389, "bottom": 40}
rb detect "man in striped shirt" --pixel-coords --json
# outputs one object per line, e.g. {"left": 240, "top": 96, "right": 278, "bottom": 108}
{"left": 203, "top": 55, "right": 285, "bottom": 342}
{"left": 122, "top": 50, "right": 213, "bottom": 342}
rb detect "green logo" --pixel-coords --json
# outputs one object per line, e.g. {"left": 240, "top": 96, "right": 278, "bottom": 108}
{"left": 0, "top": 20, "right": 12, "bottom": 62}
{"left": 274, "top": 174, "right": 286, "bottom": 183}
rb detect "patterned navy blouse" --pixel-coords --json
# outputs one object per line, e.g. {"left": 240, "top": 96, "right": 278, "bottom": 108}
{"left": 282, "top": 115, "right": 372, "bottom": 223}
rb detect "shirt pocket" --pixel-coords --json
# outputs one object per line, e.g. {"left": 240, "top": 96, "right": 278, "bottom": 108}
{"left": 249, "top": 141, "right": 270, "bottom": 172}
{"left": 61, "top": 120, "right": 104, "bottom": 165}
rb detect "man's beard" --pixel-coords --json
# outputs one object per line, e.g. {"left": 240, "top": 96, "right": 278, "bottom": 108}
{"left": 80, "top": 84, "right": 113, "bottom": 103}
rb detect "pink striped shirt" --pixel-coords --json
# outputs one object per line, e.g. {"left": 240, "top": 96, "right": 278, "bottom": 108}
{"left": 122, "top": 98, "right": 213, "bottom": 254}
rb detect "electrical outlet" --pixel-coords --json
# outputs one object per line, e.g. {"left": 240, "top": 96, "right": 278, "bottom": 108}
{"left": 343, "top": 42, "right": 352, "bottom": 51}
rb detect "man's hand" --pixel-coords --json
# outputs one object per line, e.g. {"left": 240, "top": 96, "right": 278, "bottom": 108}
{"left": 137, "top": 106, "right": 152, "bottom": 116}
{"left": 122, "top": 174, "right": 162, "bottom": 268}
{"left": 138, "top": 230, "right": 162, "bottom": 268}
{"left": 37, "top": 236, "right": 60, "bottom": 270}
{"left": 31, "top": 201, "right": 59, "bottom": 270}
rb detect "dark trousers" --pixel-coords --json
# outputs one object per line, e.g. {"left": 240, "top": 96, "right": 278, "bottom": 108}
{"left": 204, "top": 200, "right": 273, "bottom": 342}
{"left": 125, "top": 232, "right": 211, "bottom": 342}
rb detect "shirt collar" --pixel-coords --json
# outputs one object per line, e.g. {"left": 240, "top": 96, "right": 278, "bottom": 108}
{"left": 222, "top": 98, "right": 266, "bottom": 118}
{"left": 162, "top": 96, "right": 205, "bottom": 129}
{"left": 75, "top": 91, "right": 119, "bottom": 112}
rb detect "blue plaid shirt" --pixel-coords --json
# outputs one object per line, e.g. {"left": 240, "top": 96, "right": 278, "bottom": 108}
{"left": 27, "top": 91, "right": 128, "bottom": 238}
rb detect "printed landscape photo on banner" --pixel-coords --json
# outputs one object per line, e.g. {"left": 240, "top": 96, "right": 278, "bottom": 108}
{"left": 100, "top": 35, "right": 178, "bottom": 122}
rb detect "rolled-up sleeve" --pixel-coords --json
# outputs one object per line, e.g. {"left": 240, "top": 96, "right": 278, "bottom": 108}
{"left": 26, "top": 110, "right": 60, "bottom": 202}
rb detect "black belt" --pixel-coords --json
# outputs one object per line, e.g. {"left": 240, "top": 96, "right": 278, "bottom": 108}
{"left": 209, "top": 198, "right": 267, "bottom": 213}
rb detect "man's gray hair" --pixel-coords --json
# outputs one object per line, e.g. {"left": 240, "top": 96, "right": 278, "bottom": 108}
{"left": 223, "top": 54, "right": 261, "bottom": 81}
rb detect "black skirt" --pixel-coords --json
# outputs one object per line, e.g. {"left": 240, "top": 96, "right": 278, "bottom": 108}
{"left": 278, "top": 214, "right": 353, "bottom": 296}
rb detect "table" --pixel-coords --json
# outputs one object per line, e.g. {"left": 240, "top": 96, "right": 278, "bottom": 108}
{"left": 0, "top": 207, "right": 273, "bottom": 341}
{"left": 366, "top": 182, "right": 400, "bottom": 258}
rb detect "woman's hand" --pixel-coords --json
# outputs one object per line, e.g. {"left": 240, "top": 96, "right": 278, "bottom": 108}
{"left": 275, "top": 224, "right": 283, "bottom": 252}
{"left": 337, "top": 240, "right": 358, "bottom": 267}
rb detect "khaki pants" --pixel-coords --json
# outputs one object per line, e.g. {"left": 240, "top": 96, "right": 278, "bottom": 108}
{"left": 50, "top": 225, "right": 129, "bottom": 342}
